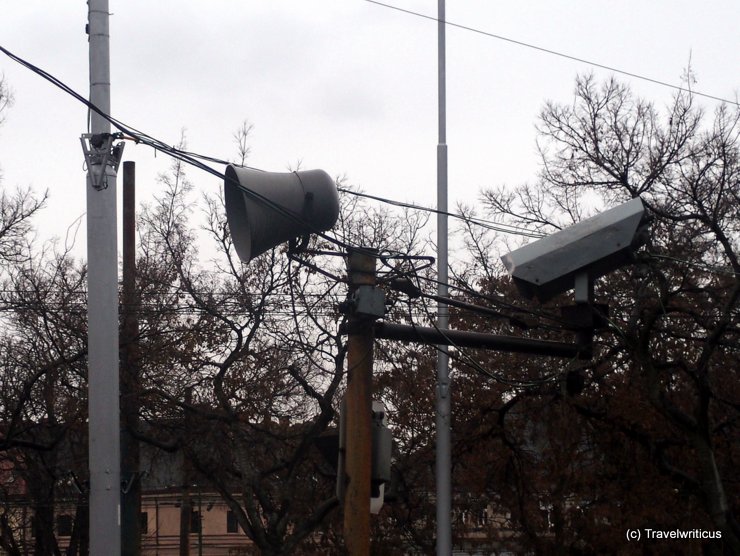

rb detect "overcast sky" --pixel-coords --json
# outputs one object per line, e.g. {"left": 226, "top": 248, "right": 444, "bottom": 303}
{"left": 0, "top": 0, "right": 738, "bottom": 256}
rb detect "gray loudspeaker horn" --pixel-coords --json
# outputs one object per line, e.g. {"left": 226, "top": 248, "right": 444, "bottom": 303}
{"left": 224, "top": 165, "right": 340, "bottom": 263}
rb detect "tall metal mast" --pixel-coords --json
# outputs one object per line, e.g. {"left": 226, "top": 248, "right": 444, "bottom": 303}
{"left": 85, "top": 1, "right": 122, "bottom": 553}
{"left": 435, "top": 0, "right": 452, "bottom": 553}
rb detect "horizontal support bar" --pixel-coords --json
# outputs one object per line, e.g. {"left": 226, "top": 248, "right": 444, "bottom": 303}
{"left": 373, "top": 322, "right": 587, "bottom": 359}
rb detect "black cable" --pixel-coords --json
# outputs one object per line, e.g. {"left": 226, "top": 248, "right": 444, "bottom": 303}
{"left": 380, "top": 257, "right": 538, "bottom": 328}
{"left": 398, "top": 266, "right": 561, "bottom": 387}
{"left": 362, "top": 0, "right": 739, "bottom": 107}
{"left": 0, "top": 44, "right": 553, "bottom": 245}
{"left": 338, "top": 187, "right": 545, "bottom": 238}
{"left": 332, "top": 247, "right": 566, "bottom": 334}
{"left": 6, "top": 46, "right": 735, "bottom": 332}
{"left": 417, "top": 300, "right": 561, "bottom": 387}
{"left": 0, "top": 44, "right": 376, "bottom": 260}
{"left": 648, "top": 254, "right": 739, "bottom": 277}
{"left": 412, "top": 273, "right": 571, "bottom": 328}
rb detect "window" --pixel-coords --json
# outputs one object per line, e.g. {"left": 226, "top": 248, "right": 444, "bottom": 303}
{"left": 190, "top": 510, "right": 201, "bottom": 534}
{"left": 57, "top": 514, "right": 74, "bottom": 537}
{"left": 140, "top": 512, "right": 148, "bottom": 535}
{"left": 227, "top": 510, "right": 239, "bottom": 534}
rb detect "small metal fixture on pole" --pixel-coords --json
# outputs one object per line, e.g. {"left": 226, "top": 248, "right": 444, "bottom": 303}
{"left": 436, "top": 0, "right": 452, "bottom": 553}
{"left": 83, "top": 2, "right": 123, "bottom": 553}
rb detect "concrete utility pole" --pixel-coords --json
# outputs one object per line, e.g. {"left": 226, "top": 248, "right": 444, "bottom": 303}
{"left": 85, "top": 1, "right": 122, "bottom": 554}
{"left": 435, "top": 0, "right": 452, "bottom": 554}
{"left": 343, "top": 249, "right": 377, "bottom": 556}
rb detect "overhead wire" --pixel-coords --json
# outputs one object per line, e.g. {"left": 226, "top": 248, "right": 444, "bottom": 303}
{"left": 1, "top": 42, "right": 545, "bottom": 265}
{"left": 376, "top": 252, "right": 536, "bottom": 329}
{"left": 338, "top": 187, "right": 545, "bottom": 238}
{"left": 376, "top": 258, "right": 557, "bottom": 387}
{"left": 0, "top": 45, "right": 375, "bottom": 260}
{"left": 2, "top": 32, "right": 735, "bottom": 391}
{"left": 4, "top": 245, "right": 735, "bottom": 328}
{"left": 649, "top": 254, "right": 739, "bottom": 277}
{"left": 411, "top": 273, "right": 571, "bottom": 328}
{"left": 361, "top": 0, "right": 739, "bottom": 107}
{"left": 390, "top": 263, "right": 562, "bottom": 387}
{"left": 3, "top": 45, "right": 736, "bottom": 340}
{"left": 13, "top": 41, "right": 720, "bottom": 256}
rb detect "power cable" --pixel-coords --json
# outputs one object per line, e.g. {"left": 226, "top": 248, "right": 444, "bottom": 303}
{"left": 338, "top": 187, "right": 545, "bottom": 238}
{"left": 411, "top": 273, "right": 571, "bottom": 328}
{"left": 0, "top": 44, "right": 606, "bottom": 246}
{"left": 394, "top": 266, "right": 562, "bottom": 387}
{"left": 649, "top": 254, "right": 739, "bottom": 277}
{"left": 2, "top": 41, "right": 449, "bottom": 263}
{"left": 3, "top": 47, "right": 736, "bottom": 326}
{"left": 362, "top": 0, "right": 739, "bottom": 107}
{"left": 0, "top": 44, "right": 374, "bottom": 260}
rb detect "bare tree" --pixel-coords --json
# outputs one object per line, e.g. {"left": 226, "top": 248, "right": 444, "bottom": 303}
{"left": 0, "top": 80, "right": 79, "bottom": 554}
{"left": 124, "top": 130, "right": 446, "bottom": 553}
{"left": 232, "top": 119, "right": 254, "bottom": 167}
{"left": 0, "top": 245, "right": 89, "bottom": 555}
{"left": 0, "top": 76, "right": 12, "bottom": 128}
{"left": 469, "top": 75, "right": 740, "bottom": 553}
{"left": 0, "top": 77, "right": 47, "bottom": 266}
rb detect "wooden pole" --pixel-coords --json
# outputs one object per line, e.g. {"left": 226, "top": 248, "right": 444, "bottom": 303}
{"left": 343, "top": 249, "right": 376, "bottom": 556}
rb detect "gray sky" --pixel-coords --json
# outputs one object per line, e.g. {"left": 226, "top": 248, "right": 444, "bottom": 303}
{"left": 0, "top": 0, "right": 738, "bottom": 255}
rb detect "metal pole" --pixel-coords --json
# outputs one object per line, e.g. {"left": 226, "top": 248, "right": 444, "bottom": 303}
{"left": 121, "top": 161, "right": 141, "bottom": 556}
{"left": 155, "top": 497, "right": 160, "bottom": 555}
{"left": 86, "top": 1, "right": 121, "bottom": 554}
{"left": 180, "top": 387, "right": 193, "bottom": 556}
{"left": 374, "top": 323, "right": 586, "bottom": 359}
{"left": 343, "top": 249, "right": 376, "bottom": 556}
{"left": 197, "top": 488, "right": 203, "bottom": 556}
{"left": 436, "top": 0, "right": 452, "bottom": 554}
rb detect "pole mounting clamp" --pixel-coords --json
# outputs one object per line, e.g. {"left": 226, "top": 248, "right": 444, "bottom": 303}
{"left": 81, "top": 133, "right": 125, "bottom": 190}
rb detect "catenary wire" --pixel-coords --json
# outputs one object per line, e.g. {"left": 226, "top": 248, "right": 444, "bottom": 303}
{"left": 0, "top": 43, "right": 545, "bottom": 263}
{"left": 361, "top": 0, "right": 739, "bottom": 107}
{"left": 1, "top": 42, "right": 546, "bottom": 244}
{"left": 373, "top": 252, "right": 566, "bottom": 329}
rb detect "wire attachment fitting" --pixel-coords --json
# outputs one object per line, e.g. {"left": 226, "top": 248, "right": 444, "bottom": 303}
{"left": 81, "top": 132, "right": 125, "bottom": 190}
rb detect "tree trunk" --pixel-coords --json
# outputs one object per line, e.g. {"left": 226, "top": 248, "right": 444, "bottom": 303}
{"left": 179, "top": 485, "right": 191, "bottom": 556}
{"left": 692, "top": 432, "right": 740, "bottom": 553}
{"left": 33, "top": 499, "right": 59, "bottom": 556}
{"left": 0, "top": 512, "right": 22, "bottom": 556}
{"left": 66, "top": 493, "right": 88, "bottom": 556}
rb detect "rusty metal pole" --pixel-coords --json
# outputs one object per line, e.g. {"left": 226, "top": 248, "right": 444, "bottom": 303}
{"left": 343, "top": 249, "right": 376, "bottom": 556}
{"left": 121, "top": 161, "right": 141, "bottom": 555}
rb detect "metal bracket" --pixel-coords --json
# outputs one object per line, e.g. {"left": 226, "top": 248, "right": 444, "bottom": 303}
{"left": 348, "top": 285, "right": 386, "bottom": 319}
{"left": 121, "top": 471, "right": 144, "bottom": 494}
{"left": 81, "top": 133, "right": 125, "bottom": 190}
{"left": 560, "top": 303, "right": 609, "bottom": 331}
{"left": 69, "top": 470, "right": 89, "bottom": 494}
